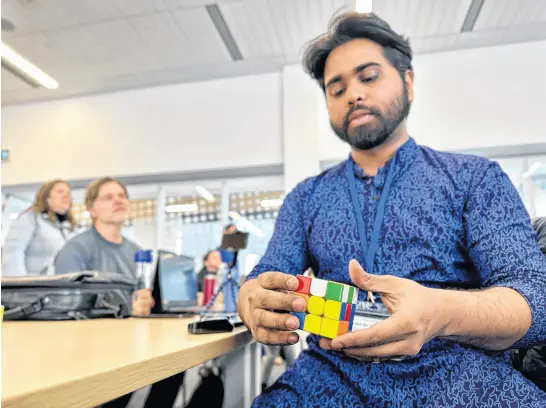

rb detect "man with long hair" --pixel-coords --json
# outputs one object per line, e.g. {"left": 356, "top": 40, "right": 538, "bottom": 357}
{"left": 55, "top": 177, "right": 185, "bottom": 408}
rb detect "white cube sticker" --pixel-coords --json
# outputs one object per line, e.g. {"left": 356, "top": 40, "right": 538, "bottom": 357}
{"left": 309, "top": 278, "right": 327, "bottom": 297}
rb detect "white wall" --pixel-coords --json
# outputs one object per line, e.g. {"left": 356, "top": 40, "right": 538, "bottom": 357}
{"left": 1, "top": 73, "right": 283, "bottom": 186}
{"left": 282, "top": 65, "right": 322, "bottom": 192}
{"left": 318, "top": 40, "right": 546, "bottom": 162}
{"left": 3, "top": 41, "right": 546, "bottom": 189}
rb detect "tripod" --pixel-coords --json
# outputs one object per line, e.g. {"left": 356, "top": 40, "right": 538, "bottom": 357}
{"left": 203, "top": 250, "right": 240, "bottom": 313}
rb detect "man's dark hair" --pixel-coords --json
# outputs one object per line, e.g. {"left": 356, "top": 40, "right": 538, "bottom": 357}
{"left": 303, "top": 12, "right": 412, "bottom": 89}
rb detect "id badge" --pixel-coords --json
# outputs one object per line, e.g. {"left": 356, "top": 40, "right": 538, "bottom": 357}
{"left": 353, "top": 298, "right": 390, "bottom": 330}
{"left": 352, "top": 294, "right": 405, "bottom": 362}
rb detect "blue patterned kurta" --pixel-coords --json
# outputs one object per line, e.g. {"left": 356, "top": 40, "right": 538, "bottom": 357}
{"left": 248, "top": 138, "right": 546, "bottom": 407}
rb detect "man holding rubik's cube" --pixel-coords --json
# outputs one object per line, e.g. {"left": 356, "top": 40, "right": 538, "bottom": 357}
{"left": 290, "top": 274, "right": 359, "bottom": 339}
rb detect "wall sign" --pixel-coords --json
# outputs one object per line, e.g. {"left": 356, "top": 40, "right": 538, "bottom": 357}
{"left": 1, "top": 150, "right": 9, "bottom": 162}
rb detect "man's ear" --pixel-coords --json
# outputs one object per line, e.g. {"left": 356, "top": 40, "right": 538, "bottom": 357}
{"left": 405, "top": 70, "right": 414, "bottom": 103}
{"left": 88, "top": 206, "right": 97, "bottom": 221}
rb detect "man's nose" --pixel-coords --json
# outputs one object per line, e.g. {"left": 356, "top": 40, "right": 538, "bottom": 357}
{"left": 347, "top": 81, "right": 367, "bottom": 106}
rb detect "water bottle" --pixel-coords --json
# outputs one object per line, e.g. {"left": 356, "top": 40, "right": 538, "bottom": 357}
{"left": 134, "top": 250, "right": 145, "bottom": 288}
{"left": 143, "top": 250, "right": 153, "bottom": 289}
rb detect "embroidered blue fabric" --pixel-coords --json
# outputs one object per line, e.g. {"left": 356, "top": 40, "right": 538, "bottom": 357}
{"left": 248, "top": 138, "right": 546, "bottom": 407}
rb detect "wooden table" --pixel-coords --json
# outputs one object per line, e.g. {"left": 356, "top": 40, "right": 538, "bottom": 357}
{"left": 2, "top": 318, "right": 260, "bottom": 408}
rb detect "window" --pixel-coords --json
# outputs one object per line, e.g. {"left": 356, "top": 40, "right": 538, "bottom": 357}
{"left": 228, "top": 190, "right": 284, "bottom": 276}
{"left": 496, "top": 155, "right": 546, "bottom": 219}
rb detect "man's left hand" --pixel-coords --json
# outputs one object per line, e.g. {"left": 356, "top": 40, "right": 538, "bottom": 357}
{"left": 319, "top": 259, "right": 445, "bottom": 361}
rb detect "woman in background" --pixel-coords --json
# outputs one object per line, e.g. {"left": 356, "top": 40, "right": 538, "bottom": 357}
{"left": 2, "top": 180, "right": 76, "bottom": 276}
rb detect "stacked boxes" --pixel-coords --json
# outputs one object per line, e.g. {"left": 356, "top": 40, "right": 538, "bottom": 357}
{"left": 291, "top": 275, "right": 359, "bottom": 339}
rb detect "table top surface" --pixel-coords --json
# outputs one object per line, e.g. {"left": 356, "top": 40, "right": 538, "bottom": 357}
{"left": 1, "top": 317, "right": 252, "bottom": 408}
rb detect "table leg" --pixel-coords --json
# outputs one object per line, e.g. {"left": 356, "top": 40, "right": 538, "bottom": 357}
{"left": 244, "top": 342, "right": 261, "bottom": 407}
{"left": 222, "top": 341, "right": 261, "bottom": 408}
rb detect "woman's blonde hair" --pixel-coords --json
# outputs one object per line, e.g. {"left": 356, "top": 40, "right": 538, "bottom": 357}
{"left": 30, "top": 180, "right": 76, "bottom": 231}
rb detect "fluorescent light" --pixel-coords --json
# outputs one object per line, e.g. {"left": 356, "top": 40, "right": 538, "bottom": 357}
{"left": 260, "top": 199, "right": 283, "bottom": 209}
{"left": 355, "top": 0, "right": 373, "bottom": 13}
{"left": 165, "top": 204, "right": 199, "bottom": 213}
{"left": 1, "top": 42, "right": 59, "bottom": 89}
{"left": 195, "top": 186, "right": 215, "bottom": 203}
{"left": 228, "top": 211, "right": 264, "bottom": 238}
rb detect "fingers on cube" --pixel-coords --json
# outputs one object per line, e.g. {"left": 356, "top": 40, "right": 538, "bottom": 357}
{"left": 295, "top": 275, "right": 312, "bottom": 295}
{"left": 324, "top": 300, "right": 342, "bottom": 320}
{"left": 320, "top": 317, "right": 339, "bottom": 339}
{"left": 290, "top": 312, "right": 306, "bottom": 330}
{"left": 294, "top": 292, "right": 310, "bottom": 305}
{"left": 325, "top": 282, "right": 343, "bottom": 301}
{"left": 338, "top": 321, "right": 349, "bottom": 336}
{"left": 303, "top": 314, "right": 321, "bottom": 334}
{"left": 307, "top": 296, "right": 325, "bottom": 316}
{"left": 310, "top": 278, "right": 327, "bottom": 297}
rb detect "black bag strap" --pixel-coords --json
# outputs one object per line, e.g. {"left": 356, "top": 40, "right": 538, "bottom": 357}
{"left": 4, "top": 297, "right": 47, "bottom": 320}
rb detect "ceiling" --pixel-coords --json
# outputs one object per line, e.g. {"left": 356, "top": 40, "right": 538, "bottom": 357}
{"left": 2, "top": 0, "right": 546, "bottom": 105}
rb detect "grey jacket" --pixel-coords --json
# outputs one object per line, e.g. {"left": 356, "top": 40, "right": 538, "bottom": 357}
{"left": 2, "top": 211, "right": 73, "bottom": 276}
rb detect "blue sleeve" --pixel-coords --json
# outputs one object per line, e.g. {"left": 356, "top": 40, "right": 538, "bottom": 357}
{"left": 54, "top": 240, "right": 89, "bottom": 274}
{"left": 247, "top": 184, "right": 309, "bottom": 280}
{"left": 464, "top": 162, "right": 546, "bottom": 348}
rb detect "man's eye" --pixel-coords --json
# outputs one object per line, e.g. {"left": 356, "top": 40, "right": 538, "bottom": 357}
{"left": 332, "top": 87, "right": 345, "bottom": 97}
{"left": 360, "top": 72, "right": 378, "bottom": 83}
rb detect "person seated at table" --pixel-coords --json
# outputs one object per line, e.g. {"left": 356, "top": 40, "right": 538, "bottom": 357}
{"left": 55, "top": 177, "right": 185, "bottom": 408}
{"left": 196, "top": 249, "right": 223, "bottom": 307}
{"left": 2, "top": 179, "right": 76, "bottom": 276}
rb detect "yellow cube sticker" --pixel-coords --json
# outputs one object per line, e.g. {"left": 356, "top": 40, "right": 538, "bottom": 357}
{"left": 303, "top": 314, "right": 322, "bottom": 334}
{"left": 307, "top": 296, "right": 325, "bottom": 316}
{"left": 323, "top": 300, "right": 342, "bottom": 320}
{"left": 320, "top": 317, "right": 339, "bottom": 339}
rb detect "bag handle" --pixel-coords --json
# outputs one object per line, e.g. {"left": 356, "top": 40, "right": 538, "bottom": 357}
{"left": 3, "top": 297, "right": 48, "bottom": 320}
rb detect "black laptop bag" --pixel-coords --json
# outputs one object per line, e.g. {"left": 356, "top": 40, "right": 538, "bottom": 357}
{"left": 1, "top": 271, "right": 136, "bottom": 320}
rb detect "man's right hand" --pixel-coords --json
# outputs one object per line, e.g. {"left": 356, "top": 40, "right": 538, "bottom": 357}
{"left": 132, "top": 289, "right": 155, "bottom": 317}
{"left": 237, "top": 272, "right": 307, "bottom": 345}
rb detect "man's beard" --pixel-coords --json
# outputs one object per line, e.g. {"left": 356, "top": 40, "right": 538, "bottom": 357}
{"left": 330, "top": 84, "right": 410, "bottom": 151}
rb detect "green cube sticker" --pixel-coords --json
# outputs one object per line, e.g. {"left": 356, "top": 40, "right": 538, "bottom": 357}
{"left": 347, "top": 286, "right": 354, "bottom": 303}
{"left": 326, "top": 282, "right": 343, "bottom": 301}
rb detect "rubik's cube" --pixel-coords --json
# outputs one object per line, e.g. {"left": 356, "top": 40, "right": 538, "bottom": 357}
{"left": 291, "top": 275, "right": 359, "bottom": 339}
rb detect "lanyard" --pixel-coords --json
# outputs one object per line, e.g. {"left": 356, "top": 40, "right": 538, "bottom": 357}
{"left": 345, "top": 152, "right": 398, "bottom": 275}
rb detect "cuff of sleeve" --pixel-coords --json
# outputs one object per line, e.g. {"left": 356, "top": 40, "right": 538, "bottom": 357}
{"left": 245, "top": 264, "right": 275, "bottom": 282}
{"left": 498, "top": 280, "right": 546, "bottom": 349}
